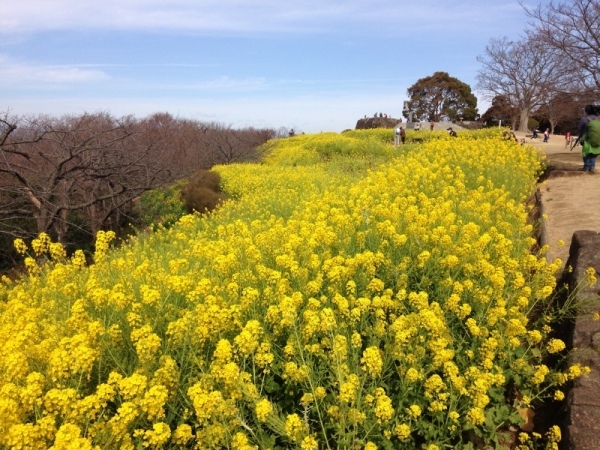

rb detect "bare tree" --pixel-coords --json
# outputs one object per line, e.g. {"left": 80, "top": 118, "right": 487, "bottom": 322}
{"left": 0, "top": 112, "right": 173, "bottom": 243}
{"left": 138, "top": 116, "right": 275, "bottom": 170}
{"left": 476, "top": 36, "right": 570, "bottom": 132}
{"left": 68, "top": 114, "right": 178, "bottom": 236}
{"left": 199, "top": 123, "right": 276, "bottom": 165}
{"left": 138, "top": 113, "right": 210, "bottom": 176}
{"left": 520, "top": 0, "right": 600, "bottom": 96}
{"left": 0, "top": 116, "right": 18, "bottom": 147}
{"left": 0, "top": 113, "right": 46, "bottom": 239}
{"left": 1, "top": 111, "right": 277, "bottom": 269}
{"left": 536, "top": 91, "right": 584, "bottom": 133}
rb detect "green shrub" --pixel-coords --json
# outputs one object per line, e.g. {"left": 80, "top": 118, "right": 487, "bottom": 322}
{"left": 137, "top": 180, "right": 187, "bottom": 230}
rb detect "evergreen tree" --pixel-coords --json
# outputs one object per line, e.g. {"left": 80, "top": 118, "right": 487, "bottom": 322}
{"left": 402, "top": 72, "right": 478, "bottom": 122}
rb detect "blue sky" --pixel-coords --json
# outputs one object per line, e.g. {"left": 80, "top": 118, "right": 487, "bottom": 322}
{"left": 1, "top": 1, "right": 542, "bottom": 133}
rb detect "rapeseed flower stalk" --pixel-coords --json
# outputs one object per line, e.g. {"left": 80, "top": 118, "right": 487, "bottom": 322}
{"left": 0, "top": 129, "right": 586, "bottom": 448}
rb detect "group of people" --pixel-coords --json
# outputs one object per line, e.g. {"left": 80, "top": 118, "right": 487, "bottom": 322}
{"left": 394, "top": 126, "right": 406, "bottom": 146}
{"left": 387, "top": 105, "right": 600, "bottom": 172}
{"left": 530, "top": 127, "right": 551, "bottom": 142}
{"left": 412, "top": 122, "right": 436, "bottom": 131}
{"left": 394, "top": 125, "right": 457, "bottom": 146}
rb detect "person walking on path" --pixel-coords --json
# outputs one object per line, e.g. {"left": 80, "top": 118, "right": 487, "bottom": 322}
{"left": 543, "top": 128, "right": 550, "bottom": 143}
{"left": 430, "top": 121, "right": 435, "bottom": 131}
{"left": 565, "top": 131, "right": 572, "bottom": 149}
{"left": 574, "top": 104, "right": 600, "bottom": 172}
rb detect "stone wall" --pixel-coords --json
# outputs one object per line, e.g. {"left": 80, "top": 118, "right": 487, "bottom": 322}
{"left": 355, "top": 117, "right": 402, "bottom": 129}
{"left": 560, "top": 231, "right": 600, "bottom": 450}
{"left": 532, "top": 189, "right": 600, "bottom": 449}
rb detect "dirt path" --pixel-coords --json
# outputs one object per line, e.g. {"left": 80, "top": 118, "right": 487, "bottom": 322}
{"left": 511, "top": 131, "right": 600, "bottom": 450}
{"left": 513, "top": 130, "right": 600, "bottom": 269}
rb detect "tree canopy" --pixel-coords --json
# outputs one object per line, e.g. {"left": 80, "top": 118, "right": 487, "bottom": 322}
{"left": 402, "top": 72, "right": 478, "bottom": 122}
{"left": 476, "top": 0, "right": 599, "bottom": 132}
{"left": 480, "top": 95, "right": 520, "bottom": 129}
{"left": 521, "top": 0, "right": 600, "bottom": 96}
{"left": 0, "top": 111, "right": 275, "bottom": 269}
{"left": 476, "top": 37, "right": 570, "bottom": 132}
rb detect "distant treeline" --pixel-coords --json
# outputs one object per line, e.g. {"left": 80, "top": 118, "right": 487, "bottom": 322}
{"left": 0, "top": 111, "right": 279, "bottom": 270}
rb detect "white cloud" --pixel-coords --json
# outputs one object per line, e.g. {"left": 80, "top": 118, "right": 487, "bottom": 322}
{"left": 1, "top": 1, "right": 351, "bottom": 34}
{"left": 0, "top": 0, "right": 529, "bottom": 129}
{"left": 0, "top": 55, "right": 110, "bottom": 85}
{"left": 1, "top": 0, "right": 528, "bottom": 36}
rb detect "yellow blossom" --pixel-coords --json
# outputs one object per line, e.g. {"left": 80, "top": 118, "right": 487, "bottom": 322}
{"left": 546, "top": 338, "right": 566, "bottom": 354}
{"left": 285, "top": 413, "right": 307, "bottom": 443}
{"left": 361, "top": 346, "right": 383, "bottom": 377}
{"left": 301, "top": 435, "right": 319, "bottom": 450}
{"left": 395, "top": 423, "right": 411, "bottom": 440}
{"left": 255, "top": 398, "right": 274, "bottom": 422}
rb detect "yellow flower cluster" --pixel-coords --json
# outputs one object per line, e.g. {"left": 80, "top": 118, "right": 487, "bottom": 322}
{"left": 0, "top": 130, "right": 584, "bottom": 448}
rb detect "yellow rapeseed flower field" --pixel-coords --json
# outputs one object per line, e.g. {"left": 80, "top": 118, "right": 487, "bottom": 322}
{"left": 0, "top": 129, "right": 587, "bottom": 449}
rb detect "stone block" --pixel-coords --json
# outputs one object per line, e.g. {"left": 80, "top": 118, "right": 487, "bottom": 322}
{"left": 567, "top": 403, "right": 600, "bottom": 449}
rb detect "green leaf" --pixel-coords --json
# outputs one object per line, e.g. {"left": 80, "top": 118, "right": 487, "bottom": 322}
{"left": 264, "top": 378, "right": 281, "bottom": 394}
